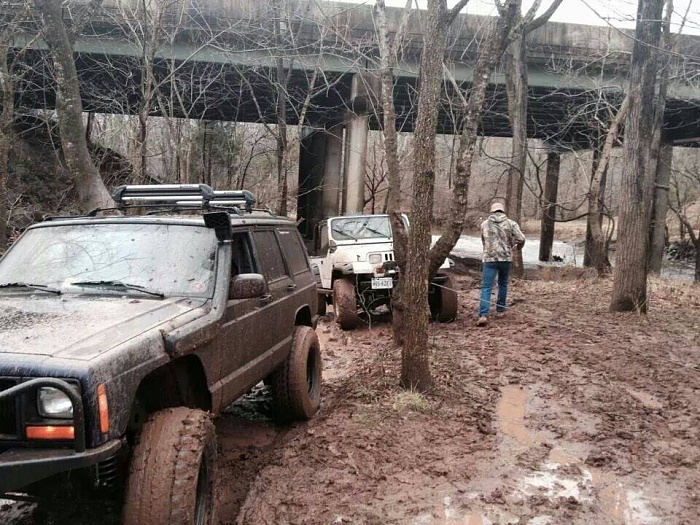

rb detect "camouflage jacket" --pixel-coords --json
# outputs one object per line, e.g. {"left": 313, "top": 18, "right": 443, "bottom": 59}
{"left": 480, "top": 212, "right": 526, "bottom": 262}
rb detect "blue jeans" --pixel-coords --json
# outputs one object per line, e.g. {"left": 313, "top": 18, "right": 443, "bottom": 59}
{"left": 479, "top": 261, "right": 511, "bottom": 317}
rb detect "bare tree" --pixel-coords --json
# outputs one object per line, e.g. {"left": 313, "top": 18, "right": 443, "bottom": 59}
{"left": 587, "top": 95, "right": 629, "bottom": 275}
{"left": 33, "top": 0, "right": 113, "bottom": 211}
{"left": 398, "top": 0, "right": 563, "bottom": 389}
{"left": 0, "top": 5, "right": 36, "bottom": 245}
{"left": 504, "top": 0, "right": 564, "bottom": 275}
{"left": 610, "top": 0, "right": 666, "bottom": 313}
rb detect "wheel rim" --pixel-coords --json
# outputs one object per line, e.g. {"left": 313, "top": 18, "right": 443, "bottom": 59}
{"left": 194, "top": 453, "right": 211, "bottom": 525}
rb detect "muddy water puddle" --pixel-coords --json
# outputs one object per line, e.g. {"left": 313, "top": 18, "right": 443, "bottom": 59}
{"left": 499, "top": 384, "right": 664, "bottom": 525}
{"left": 413, "top": 383, "right": 671, "bottom": 525}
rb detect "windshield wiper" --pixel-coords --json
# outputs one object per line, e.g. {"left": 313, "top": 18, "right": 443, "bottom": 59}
{"left": 0, "top": 282, "right": 62, "bottom": 295}
{"left": 363, "top": 226, "right": 391, "bottom": 239}
{"left": 70, "top": 280, "right": 165, "bottom": 299}
{"left": 332, "top": 227, "right": 357, "bottom": 241}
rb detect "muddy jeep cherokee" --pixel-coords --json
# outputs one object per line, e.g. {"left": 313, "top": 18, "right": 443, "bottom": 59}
{"left": 0, "top": 185, "right": 322, "bottom": 524}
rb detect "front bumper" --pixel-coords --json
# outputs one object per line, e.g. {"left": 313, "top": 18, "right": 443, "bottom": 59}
{"left": 0, "top": 439, "right": 122, "bottom": 493}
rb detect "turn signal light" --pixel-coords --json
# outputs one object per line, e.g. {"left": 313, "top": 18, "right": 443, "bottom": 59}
{"left": 97, "top": 384, "right": 109, "bottom": 434}
{"left": 27, "top": 425, "right": 75, "bottom": 440}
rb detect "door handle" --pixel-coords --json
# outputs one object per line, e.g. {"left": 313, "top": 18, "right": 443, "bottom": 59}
{"left": 259, "top": 294, "right": 273, "bottom": 305}
{"left": 287, "top": 283, "right": 297, "bottom": 291}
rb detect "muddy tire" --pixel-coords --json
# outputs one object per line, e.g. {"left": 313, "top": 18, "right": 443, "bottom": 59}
{"left": 270, "top": 326, "right": 322, "bottom": 422}
{"left": 333, "top": 278, "right": 359, "bottom": 330}
{"left": 123, "top": 407, "right": 217, "bottom": 525}
{"left": 431, "top": 275, "right": 458, "bottom": 322}
{"left": 317, "top": 292, "right": 327, "bottom": 316}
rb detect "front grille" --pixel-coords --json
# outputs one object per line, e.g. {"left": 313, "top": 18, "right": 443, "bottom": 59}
{"left": 0, "top": 378, "right": 18, "bottom": 437}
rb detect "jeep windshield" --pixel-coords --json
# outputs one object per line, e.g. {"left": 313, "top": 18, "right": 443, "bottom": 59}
{"left": 330, "top": 216, "right": 398, "bottom": 241}
{"left": 0, "top": 223, "right": 218, "bottom": 298}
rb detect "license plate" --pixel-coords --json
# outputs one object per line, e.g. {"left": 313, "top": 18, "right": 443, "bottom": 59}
{"left": 371, "top": 277, "right": 394, "bottom": 289}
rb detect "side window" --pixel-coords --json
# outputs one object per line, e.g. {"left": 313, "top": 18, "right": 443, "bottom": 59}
{"left": 277, "top": 229, "right": 310, "bottom": 275}
{"left": 231, "top": 233, "right": 255, "bottom": 276}
{"left": 252, "top": 230, "right": 288, "bottom": 282}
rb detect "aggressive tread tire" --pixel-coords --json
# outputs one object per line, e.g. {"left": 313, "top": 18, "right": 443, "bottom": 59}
{"left": 123, "top": 407, "right": 217, "bottom": 525}
{"left": 270, "top": 326, "right": 322, "bottom": 422}
{"left": 333, "top": 278, "right": 359, "bottom": 330}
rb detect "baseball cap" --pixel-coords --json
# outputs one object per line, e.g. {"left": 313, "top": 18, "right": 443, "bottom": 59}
{"left": 490, "top": 202, "right": 505, "bottom": 213}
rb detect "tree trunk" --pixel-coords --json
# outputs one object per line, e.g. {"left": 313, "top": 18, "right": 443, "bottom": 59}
{"left": 428, "top": 13, "right": 516, "bottom": 277}
{"left": 584, "top": 144, "right": 601, "bottom": 268}
{"left": 401, "top": 0, "right": 450, "bottom": 391}
{"left": 588, "top": 96, "right": 630, "bottom": 275}
{"left": 137, "top": 109, "right": 148, "bottom": 182}
{"left": 610, "top": 0, "right": 665, "bottom": 313}
{"left": 0, "top": 44, "right": 14, "bottom": 247}
{"left": 505, "top": 35, "right": 527, "bottom": 277}
{"left": 649, "top": 144, "right": 672, "bottom": 273}
{"left": 34, "top": 0, "right": 112, "bottom": 211}
{"left": 539, "top": 151, "right": 560, "bottom": 261}
{"left": 427, "top": 0, "right": 562, "bottom": 277}
{"left": 648, "top": 2, "right": 673, "bottom": 274}
{"left": 376, "top": 0, "right": 410, "bottom": 346}
{"left": 695, "top": 239, "right": 700, "bottom": 283}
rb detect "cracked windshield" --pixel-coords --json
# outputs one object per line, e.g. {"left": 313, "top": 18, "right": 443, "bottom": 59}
{"left": 0, "top": 224, "right": 217, "bottom": 297}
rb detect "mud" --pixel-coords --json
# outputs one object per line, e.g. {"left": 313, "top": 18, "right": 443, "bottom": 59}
{"left": 2, "top": 275, "right": 699, "bottom": 524}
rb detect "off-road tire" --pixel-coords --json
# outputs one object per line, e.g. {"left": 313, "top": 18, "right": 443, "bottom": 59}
{"left": 333, "top": 278, "right": 359, "bottom": 330}
{"left": 123, "top": 407, "right": 217, "bottom": 525}
{"left": 432, "top": 275, "right": 458, "bottom": 322}
{"left": 317, "top": 292, "right": 327, "bottom": 316}
{"left": 270, "top": 326, "right": 322, "bottom": 422}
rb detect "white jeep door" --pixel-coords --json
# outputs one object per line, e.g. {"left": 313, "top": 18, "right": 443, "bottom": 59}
{"left": 310, "top": 221, "right": 332, "bottom": 289}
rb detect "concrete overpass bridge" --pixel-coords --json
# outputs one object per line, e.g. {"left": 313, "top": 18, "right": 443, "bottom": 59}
{"left": 7, "top": 0, "right": 700, "bottom": 227}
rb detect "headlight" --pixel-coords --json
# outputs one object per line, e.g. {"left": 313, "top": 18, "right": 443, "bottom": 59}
{"left": 37, "top": 387, "right": 74, "bottom": 419}
{"left": 368, "top": 254, "right": 382, "bottom": 265}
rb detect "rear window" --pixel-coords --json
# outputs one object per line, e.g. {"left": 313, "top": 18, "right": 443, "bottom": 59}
{"left": 277, "top": 229, "right": 309, "bottom": 275}
{"left": 253, "top": 230, "right": 288, "bottom": 282}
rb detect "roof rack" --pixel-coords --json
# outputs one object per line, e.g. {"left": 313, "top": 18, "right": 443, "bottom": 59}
{"left": 112, "top": 184, "right": 256, "bottom": 213}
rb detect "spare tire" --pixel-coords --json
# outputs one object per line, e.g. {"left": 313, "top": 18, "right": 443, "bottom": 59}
{"left": 332, "top": 278, "right": 359, "bottom": 330}
{"left": 270, "top": 325, "right": 322, "bottom": 421}
{"left": 123, "top": 407, "right": 217, "bottom": 525}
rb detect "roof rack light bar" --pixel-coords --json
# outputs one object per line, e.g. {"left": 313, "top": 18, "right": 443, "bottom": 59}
{"left": 112, "top": 184, "right": 256, "bottom": 212}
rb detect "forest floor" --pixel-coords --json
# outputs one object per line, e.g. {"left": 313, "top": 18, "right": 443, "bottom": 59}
{"left": 3, "top": 274, "right": 700, "bottom": 525}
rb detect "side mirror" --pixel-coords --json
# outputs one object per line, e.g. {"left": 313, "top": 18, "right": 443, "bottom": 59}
{"left": 230, "top": 273, "right": 267, "bottom": 300}
{"left": 329, "top": 239, "right": 337, "bottom": 253}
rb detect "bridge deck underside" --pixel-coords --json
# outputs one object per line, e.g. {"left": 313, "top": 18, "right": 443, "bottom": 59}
{"left": 13, "top": 50, "right": 700, "bottom": 146}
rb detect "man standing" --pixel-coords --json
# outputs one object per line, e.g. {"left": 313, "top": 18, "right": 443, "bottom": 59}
{"left": 477, "top": 202, "right": 525, "bottom": 326}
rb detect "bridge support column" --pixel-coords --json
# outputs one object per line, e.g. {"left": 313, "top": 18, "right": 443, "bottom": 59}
{"left": 297, "top": 128, "right": 326, "bottom": 239}
{"left": 297, "top": 125, "right": 344, "bottom": 239}
{"left": 322, "top": 125, "right": 343, "bottom": 218}
{"left": 539, "top": 151, "right": 560, "bottom": 262}
{"left": 343, "top": 74, "right": 373, "bottom": 214}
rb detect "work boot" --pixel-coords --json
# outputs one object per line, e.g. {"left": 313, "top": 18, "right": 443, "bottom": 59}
{"left": 495, "top": 311, "right": 505, "bottom": 319}
{"left": 476, "top": 316, "right": 488, "bottom": 327}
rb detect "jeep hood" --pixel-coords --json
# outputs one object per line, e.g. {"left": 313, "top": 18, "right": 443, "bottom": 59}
{"left": 0, "top": 294, "right": 208, "bottom": 361}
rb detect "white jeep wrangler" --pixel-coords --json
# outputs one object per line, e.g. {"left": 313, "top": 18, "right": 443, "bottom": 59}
{"left": 308, "top": 214, "right": 458, "bottom": 330}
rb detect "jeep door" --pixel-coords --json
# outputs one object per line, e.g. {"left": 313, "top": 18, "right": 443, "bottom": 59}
{"left": 219, "top": 231, "right": 267, "bottom": 404}
{"left": 250, "top": 229, "right": 296, "bottom": 362}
